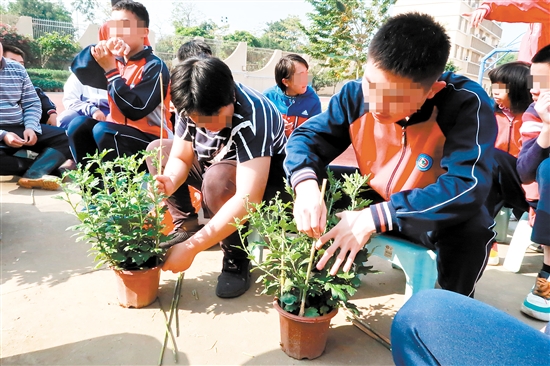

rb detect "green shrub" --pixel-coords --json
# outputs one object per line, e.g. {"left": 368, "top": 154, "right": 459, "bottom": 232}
{"left": 27, "top": 68, "right": 70, "bottom": 92}
{"left": 36, "top": 32, "right": 81, "bottom": 70}
{"left": 0, "top": 23, "right": 41, "bottom": 68}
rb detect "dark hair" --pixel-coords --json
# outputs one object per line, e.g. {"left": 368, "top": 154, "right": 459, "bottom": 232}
{"left": 368, "top": 12, "right": 450, "bottom": 87}
{"left": 532, "top": 44, "right": 550, "bottom": 64}
{"left": 488, "top": 61, "right": 532, "bottom": 114}
{"left": 275, "top": 54, "right": 309, "bottom": 92}
{"left": 176, "top": 40, "right": 212, "bottom": 63}
{"left": 171, "top": 57, "right": 235, "bottom": 116}
{"left": 2, "top": 44, "right": 26, "bottom": 63}
{"left": 112, "top": 0, "right": 149, "bottom": 28}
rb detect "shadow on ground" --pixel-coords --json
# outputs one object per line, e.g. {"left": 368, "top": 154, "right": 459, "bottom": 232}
{"left": 0, "top": 333, "right": 189, "bottom": 365}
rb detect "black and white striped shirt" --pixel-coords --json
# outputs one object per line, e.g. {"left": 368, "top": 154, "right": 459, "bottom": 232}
{"left": 0, "top": 58, "right": 41, "bottom": 141}
{"left": 175, "top": 82, "right": 286, "bottom": 166}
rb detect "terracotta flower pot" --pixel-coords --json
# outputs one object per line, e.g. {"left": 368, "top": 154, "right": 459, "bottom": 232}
{"left": 112, "top": 266, "right": 161, "bottom": 308}
{"left": 273, "top": 299, "right": 338, "bottom": 360}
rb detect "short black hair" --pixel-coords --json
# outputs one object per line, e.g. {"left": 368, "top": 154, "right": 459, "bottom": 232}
{"left": 112, "top": 0, "right": 149, "bottom": 28}
{"left": 2, "top": 44, "right": 26, "bottom": 63}
{"left": 275, "top": 54, "right": 309, "bottom": 92}
{"left": 171, "top": 57, "right": 235, "bottom": 116}
{"left": 176, "top": 40, "right": 212, "bottom": 63}
{"left": 368, "top": 12, "right": 450, "bottom": 87}
{"left": 488, "top": 61, "right": 532, "bottom": 114}
{"left": 532, "top": 44, "right": 550, "bottom": 64}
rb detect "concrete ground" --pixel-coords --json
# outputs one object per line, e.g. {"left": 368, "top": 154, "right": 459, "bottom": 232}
{"left": 1, "top": 92, "right": 546, "bottom": 364}
{"left": 0, "top": 174, "right": 546, "bottom": 366}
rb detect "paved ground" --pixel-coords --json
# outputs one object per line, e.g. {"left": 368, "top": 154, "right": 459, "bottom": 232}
{"left": 1, "top": 174, "right": 545, "bottom": 365}
{"left": 1, "top": 92, "right": 546, "bottom": 365}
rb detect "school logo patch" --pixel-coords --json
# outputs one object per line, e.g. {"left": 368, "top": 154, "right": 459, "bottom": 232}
{"left": 416, "top": 153, "right": 433, "bottom": 172}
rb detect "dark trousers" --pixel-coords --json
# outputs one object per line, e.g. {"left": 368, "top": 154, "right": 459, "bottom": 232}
{"left": 487, "top": 148, "right": 530, "bottom": 218}
{"left": 166, "top": 154, "right": 289, "bottom": 260}
{"left": 67, "top": 116, "right": 158, "bottom": 164}
{"left": 532, "top": 157, "right": 550, "bottom": 246}
{"left": 0, "top": 124, "right": 71, "bottom": 175}
{"left": 328, "top": 165, "right": 494, "bottom": 297}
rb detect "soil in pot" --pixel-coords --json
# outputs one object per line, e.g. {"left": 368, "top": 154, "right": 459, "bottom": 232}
{"left": 273, "top": 299, "right": 338, "bottom": 360}
{"left": 112, "top": 266, "right": 162, "bottom": 308}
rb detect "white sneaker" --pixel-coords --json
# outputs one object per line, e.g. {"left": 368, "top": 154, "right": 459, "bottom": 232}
{"left": 520, "top": 271, "right": 550, "bottom": 321}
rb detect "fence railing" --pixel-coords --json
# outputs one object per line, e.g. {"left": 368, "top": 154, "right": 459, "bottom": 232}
{"left": 31, "top": 18, "right": 76, "bottom": 40}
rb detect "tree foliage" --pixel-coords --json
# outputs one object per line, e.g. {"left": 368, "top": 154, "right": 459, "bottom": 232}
{"left": 303, "top": 0, "right": 395, "bottom": 82}
{"left": 71, "top": 0, "right": 100, "bottom": 22}
{"left": 258, "top": 16, "right": 306, "bottom": 52}
{"left": 36, "top": 31, "right": 81, "bottom": 69}
{"left": 444, "top": 60, "right": 460, "bottom": 73}
{"left": 0, "top": 23, "right": 41, "bottom": 68}
{"left": 175, "top": 20, "right": 218, "bottom": 39}
{"left": 224, "top": 30, "right": 260, "bottom": 47}
{"left": 7, "top": 0, "right": 72, "bottom": 22}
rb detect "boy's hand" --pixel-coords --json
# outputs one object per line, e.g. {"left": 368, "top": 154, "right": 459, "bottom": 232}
{"left": 92, "top": 109, "right": 106, "bottom": 121}
{"left": 534, "top": 90, "right": 550, "bottom": 126}
{"left": 462, "top": 8, "right": 488, "bottom": 28}
{"left": 91, "top": 41, "right": 117, "bottom": 72}
{"left": 154, "top": 174, "right": 177, "bottom": 197}
{"left": 105, "top": 38, "right": 130, "bottom": 58}
{"left": 3, "top": 132, "right": 26, "bottom": 148}
{"left": 162, "top": 240, "right": 198, "bottom": 273}
{"left": 47, "top": 113, "right": 57, "bottom": 126}
{"left": 23, "top": 129, "right": 37, "bottom": 146}
{"left": 315, "top": 209, "right": 376, "bottom": 275}
{"left": 294, "top": 179, "right": 327, "bottom": 238}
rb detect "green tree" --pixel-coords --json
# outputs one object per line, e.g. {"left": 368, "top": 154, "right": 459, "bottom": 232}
{"left": 224, "top": 30, "right": 261, "bottom": 47}
{"left": 258, "top": 16, "right": 307, "bottom": 52}
{"left": 444, "top": 60, "right": 460, "bottom": 73}
{"left": 310, "top": 64, "right": 339, "bottom": 93}
{"left": 0, "top": 23, "right": 42, "bottom": 68}
{"left": 303, "top": 0, "right": 395, "bottom": 82}
{"left": 37, "top": 31, "right": 81, "bottom": 69}
{"left": 7, "top": 0, "right": 72, "bottom": 22}
{"left": 70, "top": 0, "right": 100, "bottom": 22}
{"left": 175, "top": 20, "right": 218, "bottom": 39}
{"left": 496, "top": 52, "right": 518, "bottom": 66}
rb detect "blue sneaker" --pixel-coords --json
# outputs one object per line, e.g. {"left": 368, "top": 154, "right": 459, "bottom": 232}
{"left": 521, "top": 271, "right": 550, "bottom": 321}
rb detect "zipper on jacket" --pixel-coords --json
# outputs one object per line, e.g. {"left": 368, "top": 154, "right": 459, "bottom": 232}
{"left": 506, "top": 120, "right": 514, "bottom": 154}
{"left": 385, "top": 125, "right": 407, "bottom": 199}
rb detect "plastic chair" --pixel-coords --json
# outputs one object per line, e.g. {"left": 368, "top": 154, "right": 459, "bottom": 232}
{"left": 366, "top": 234, "right": 438, "bottom": 302}
{"left": 503, "top": 212, "right": 534, "bottom": 272}
{"left": 494, "top": 207, "right": 512, "bottom": 243}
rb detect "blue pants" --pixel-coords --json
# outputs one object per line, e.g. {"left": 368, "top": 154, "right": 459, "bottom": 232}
{"left": 391, "top": 289, "right": 550, "bottom": 366}
{"left": 67, "top": 116, "right": 157, "bottom": 164}
{"left": 532, "top": 158, "right": 550, "bottom": 246}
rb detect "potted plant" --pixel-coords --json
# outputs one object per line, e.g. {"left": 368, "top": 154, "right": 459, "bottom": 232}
{"left": 57, "top": 149, "right": 168, "bottom": 308}
{"left": 235, "top": 171, "right": 373, "bottom": 360}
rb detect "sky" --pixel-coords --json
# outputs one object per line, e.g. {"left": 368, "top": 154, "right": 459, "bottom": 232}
{"left": 65, "top": 0, "right": 528, "bottom": 46}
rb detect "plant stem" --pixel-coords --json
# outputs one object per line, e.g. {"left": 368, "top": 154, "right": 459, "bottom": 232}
{"left": 158, "top": 272, "right": 185, "bottom": 365}
{"left": 299, "top": 179, "right": 327, "bottom": 317}
{"left": 157, "top": 296, "right": 179, "bottom": 365}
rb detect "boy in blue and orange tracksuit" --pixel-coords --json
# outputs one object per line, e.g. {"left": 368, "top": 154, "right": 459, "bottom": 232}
{"left": 284, "top": 13, "right": 498, "bottom": 297}
{"left": 68, "top": 0, "right": 172, "bottom": 166}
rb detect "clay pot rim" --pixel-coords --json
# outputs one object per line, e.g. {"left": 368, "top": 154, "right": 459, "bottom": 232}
{"left": 273, "top": 298, "right": 339, "bottom": 323}
{"left": 110, "top": 265, "right": 162, "bottom": 275}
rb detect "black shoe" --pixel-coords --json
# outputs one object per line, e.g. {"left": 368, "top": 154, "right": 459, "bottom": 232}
{"left": 161, "top": 219, "right": 203, "bottom": 249}
{"left": 216, "top": 257, "right": 251, "bottom": 298}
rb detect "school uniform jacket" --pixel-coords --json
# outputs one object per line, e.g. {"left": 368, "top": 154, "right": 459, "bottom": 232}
{"left": 284, "top": 73, "right": 497, "bottom": 237}
{"left": 263, "top": 85, "right": 322, "bottom": 137}
{"left": 494, "top": 109, "right": 522, "bottom": 157}
{"left": 71, "top": 45, "right": 173, "bottom": 138}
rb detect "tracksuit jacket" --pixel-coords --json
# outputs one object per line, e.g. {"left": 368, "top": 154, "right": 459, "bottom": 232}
{"left": 263, "top": 85, "right": 322, "bottom": 137}
{"left": 285, "top": 72, "right": 497, "bottom": 237}
{"left": 71, "top": 45, "right": 173, "bottom": 138}
{"left": 480, "top": 0, "right": 550, "bottom": 63}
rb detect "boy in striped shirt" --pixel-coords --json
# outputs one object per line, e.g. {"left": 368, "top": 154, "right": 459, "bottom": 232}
{"left": 156, "top": 57, "right": 287, "bottom": 298}
{"left": 0, "top": 41, "right": 71, "bottom": 190}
